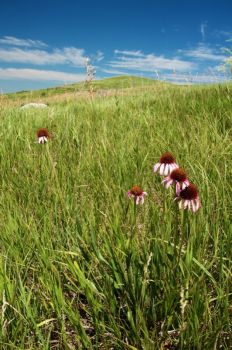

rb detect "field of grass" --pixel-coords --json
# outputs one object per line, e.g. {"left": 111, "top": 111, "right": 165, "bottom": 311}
{"left": 0, "top": 79, "right": 231, "bottom": 349}
{"left": 4, "top": 76, "right": 160, "bottom": 102}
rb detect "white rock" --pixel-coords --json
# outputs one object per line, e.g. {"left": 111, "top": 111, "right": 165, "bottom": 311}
{"left": 20, "top": 103, "right": 48, "bottom": 109}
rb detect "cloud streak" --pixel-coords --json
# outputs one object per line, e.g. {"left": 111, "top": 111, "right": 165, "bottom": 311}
{"left": 179, "top": 43, "right": 227, "bottom": 61}
{"left": 0, "top": 36, "right": 47, "bottom": 48}
{"left": 161, "top": 72, "right": 229, "bottom": 84}
{"left": 101, "top": 68, "right": 129, "bottom": 75}
{"left": 109, "top": 50, "right": 195, "bottom": 72}
{"left": 114, "top": 49, "right": 144, "bottom": 57}
{"left": 0, "top": 47, "right": 87, "bottom": 66}
{"left": 200, "top": 22, "right": 207, "bottom": 41}
{"left": 95, "top": 50, "right": 104, "bottom": 62}
{"left": 213, "top": 30, "right": 232, "bottom": 39}
{"left": 0, "top": 68, "right": 86, "bottom": 82}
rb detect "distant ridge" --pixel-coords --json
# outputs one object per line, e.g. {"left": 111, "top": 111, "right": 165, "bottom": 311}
{"left": 7, "top": 75, "right": 163, "bottom": 98}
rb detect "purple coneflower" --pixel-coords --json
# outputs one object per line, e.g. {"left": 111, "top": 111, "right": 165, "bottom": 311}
{"left": 162, "top": 168, "right": 190, "bottom": 195}
{"left": 127, "top": 185, "right": 147, "bottom": 205}
{"left": 176, "top": 183, "right": 201, "bottom": 213}
{"left": 37, "top": 128, "right": 50, "bottom": 144}
{"left": 154, "top": 152, "right": 178, "bottom": 176}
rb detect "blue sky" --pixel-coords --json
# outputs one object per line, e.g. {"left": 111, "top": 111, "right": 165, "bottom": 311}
{"left": 0, "top": 0, "right": 232, "bottom": 92}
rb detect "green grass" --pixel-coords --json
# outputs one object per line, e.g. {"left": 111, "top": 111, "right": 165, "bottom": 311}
{"left": 0, "top": 81, "right": 231, "bottom": 349}
{"left": 5, "top": 76, "right": 161, "bottom": 101}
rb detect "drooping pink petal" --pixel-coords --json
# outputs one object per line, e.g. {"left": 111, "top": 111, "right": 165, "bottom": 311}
{"left": 195, "top": 199, "right": 201, "bottom": 211}
{"left": 176, "top": 182, "right": 181, "bottom": 195}
{"left": 192, "top": 200, "right": 197, "bottom": 212}
{"left": 165, "top": 179, "right": 173, "bottom": 189}
{"left": 160, "top": 163, "right": 165, "bottom": 175}
{"left": 183, "top": 180, "right": 190, "bottom": 188}
{"left": 153, "top": 163, "right": 160, "bottom": 173}
{"left": 163, "top": 164, "right": 169, "bottom": 176}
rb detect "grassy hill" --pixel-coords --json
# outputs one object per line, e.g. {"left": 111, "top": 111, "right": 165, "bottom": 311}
{"left": 0, "top": 80, "right": 231, "bottom": 349}
{"left": 5, "top": 75, "right": 162, "bottom": 101}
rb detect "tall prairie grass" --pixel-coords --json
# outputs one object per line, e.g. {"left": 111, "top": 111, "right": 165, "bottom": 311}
{"left": 0, "top": 83, "right": 231, "bottom": 349}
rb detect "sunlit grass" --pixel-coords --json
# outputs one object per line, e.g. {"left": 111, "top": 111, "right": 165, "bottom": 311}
{"left": 0, "top": 83, "right": 231, "bottom": 349}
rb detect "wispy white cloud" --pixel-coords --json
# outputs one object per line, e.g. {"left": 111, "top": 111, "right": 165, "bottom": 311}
{"left": 109, "top": 50, "right": 194, "bottom": 72}
{"left": 179, "top": 43, "right": 227, "bottom": 61}
{"left": 200, "top": 21, "right": 207, "bottom": 41}
{"left": 162, "top": 72, "right": 229, "bottom": 84}
{"left": 0, "top": 68, "right": 86, "bottom": 82}
{"left": 114, "top": 49, "right": 144, "bottom": 57}
{"left": 95, "top": 50, "right": 104, "bottom": 62}
{"left": 101, "top": 68, "right": 129, "bottom": 75}
{"left": 0, "top": 36, "right": 47, "bottom": 48}
{"left": 0, "top": 47, "right": 87, "bottom": 66}
{"left": 213, "top": 30, "right": 232, "bottom": 39}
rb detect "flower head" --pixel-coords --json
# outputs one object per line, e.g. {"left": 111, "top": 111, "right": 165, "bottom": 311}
{"left": 127, "top": 185, "right": 147, "bottom": 205}
{"left": 36, "top": 128, "right": 50, "bottom": 144}
{"left": 162, "top": 168, "right": 190, "bottom": 195}
{"left": 176, "top": 183, "right": 201, "bottom": 213}
{"left": 154, "top": 152, "right": 178, "bottom": 176}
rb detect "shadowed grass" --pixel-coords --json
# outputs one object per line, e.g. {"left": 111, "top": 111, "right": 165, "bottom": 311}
{"left": 0, "top": 83, "right": 231, "bottom": 349}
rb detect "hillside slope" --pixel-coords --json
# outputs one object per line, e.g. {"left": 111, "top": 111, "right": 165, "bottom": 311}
{"left": 5, "top": 76, "right": 161, "bottom": 100}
